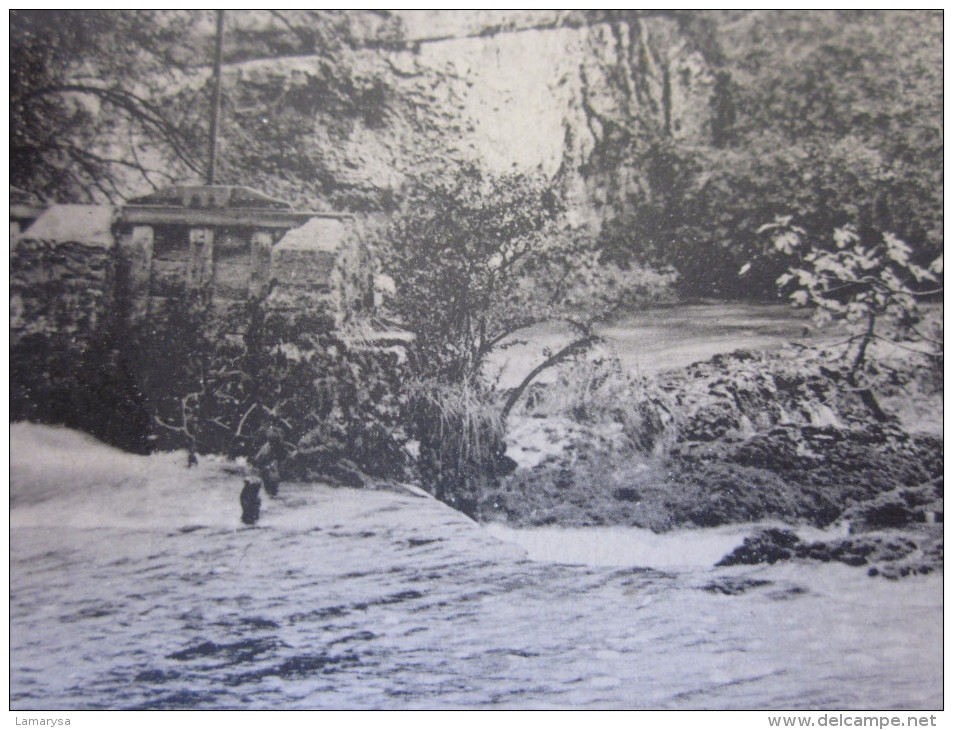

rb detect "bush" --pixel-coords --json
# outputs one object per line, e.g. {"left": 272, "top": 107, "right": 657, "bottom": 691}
{"left": 406, "top": 378, "right": 507, "bottom": 517}
{"left": 131, "top": 297, "right": 410, "bottom": 483}
{"left": 765, "top": 217, "right": 942, "bottom": 376}
{"left": 381, "top": 166, "right": 677, "bottom": 508}
{"left": 512, "top": 353, "right": 679, "bottom": 457}
{"left": 11, "top": 330, "right": 150, "bottom": 454}
{"left": 381, "top": 165, "right": 567, "bottom": 383}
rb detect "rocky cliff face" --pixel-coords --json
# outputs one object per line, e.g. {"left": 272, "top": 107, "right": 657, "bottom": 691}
{"left": 215, "top": 11, "right": 717, "bottom": 226}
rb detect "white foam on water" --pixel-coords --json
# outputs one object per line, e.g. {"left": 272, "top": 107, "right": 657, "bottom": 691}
{"left": 483, "top": 521, "right": 851, "bottom": 570}
{"left": 10, "top": 423, "right": 943, "bottom": 710}
{"left": 9, "top": 422, "right": 501, "bottom": 546}
{"left": 484, "top": 523, "right": 750, "bottom": 569}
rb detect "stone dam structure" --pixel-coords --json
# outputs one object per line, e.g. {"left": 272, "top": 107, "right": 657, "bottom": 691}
{"left": 9, "top": 183, "right": 399, "bottom": 451}
{"left": 10, "top": 184, "right": 372, "bottom": 341}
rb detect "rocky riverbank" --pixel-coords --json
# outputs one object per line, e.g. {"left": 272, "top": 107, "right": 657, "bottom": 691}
{"left": 480, "top": 343, "right": 943, "bottom": 577}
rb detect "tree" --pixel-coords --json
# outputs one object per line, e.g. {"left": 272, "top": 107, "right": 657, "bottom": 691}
{"left": 382, "top": 167, "right": 567, "bottom": 511}
{"left": 723, "top": 10, "right": 942, "bottom": 248}
{"left": 10, "top": 10, "right": 208, "bottom": 202}
{"left": 764, "top": 216, "right": 942, "bottom": 380}
{"left": 10, "top": 10, "right": 404, "bottom": 206}
{"left": 381, "top": 166, "right": 673, "bottom": 511}
{"left": 384, "top": 167, "right": 563, "bottom": 382}
{"left": 595, "top": 11, "right": 942, "bottom": 301}
{"left": 384, "top": 166, "right": 671, "bottom": 392}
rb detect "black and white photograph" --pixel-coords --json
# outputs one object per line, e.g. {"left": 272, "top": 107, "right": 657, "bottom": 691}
{"left": 8, "top": 10, "right": 944, "bottom": 714}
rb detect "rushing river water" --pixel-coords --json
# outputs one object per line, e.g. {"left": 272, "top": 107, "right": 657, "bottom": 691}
{"left": 487, "top": 302, "right": 825, "bottom": 387}
{"left": 10, "top": 425, "right": 942, "bottom": 711}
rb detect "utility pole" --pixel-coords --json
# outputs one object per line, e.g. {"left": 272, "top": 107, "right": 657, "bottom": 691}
{"left": 206, "top": 9, "right": 225, "bottom": 185}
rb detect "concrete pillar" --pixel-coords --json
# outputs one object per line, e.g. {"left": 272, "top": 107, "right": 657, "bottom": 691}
{"left": 118, "top": 225, "right": 154, "bottom": 322}
{"left": 249, "top": 229, "right": 273, "bottom": 299}
{"left": 187, "top": 227, "right": 215, "bottom": 293}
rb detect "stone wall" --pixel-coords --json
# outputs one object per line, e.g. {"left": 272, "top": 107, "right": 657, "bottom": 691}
{"left": 11, "top": 202, "right": 369, "bottom": 343}
{"left": 9, "top": 204, "right": 146, "bottom": 451}
{"left": 10, "top": 205, "right": 117, "bottom": 349}
{"left": 10, "top": 191, "right": 379, "bottom": 452}
{"left": 268, "top": 216, "right": 371, "bottom": 327}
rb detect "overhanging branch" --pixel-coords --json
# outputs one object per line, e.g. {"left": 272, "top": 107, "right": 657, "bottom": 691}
{"left": 500, "top": 330, "right": 599, "bottom": 421}
{"left": 22, "top": 83, "right": 204, "bottom": 175}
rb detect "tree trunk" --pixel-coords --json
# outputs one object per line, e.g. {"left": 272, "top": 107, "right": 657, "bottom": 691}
{"left": 848, "top": 312, "right": 888, "bottom": 422}
{"left": 850, "top": 311, "right": 876, "bottom": 379}
{"left": 499, "top": 334, "right": 598, "bottom": 422}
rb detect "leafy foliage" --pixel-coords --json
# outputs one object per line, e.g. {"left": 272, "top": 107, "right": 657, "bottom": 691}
{"left": 384, "top": 167, "right": 673, "bottom": 385}
{"left": 595, "top": 11, "right": 942, "bottom": 300}
{"left": 380, "top": 167, "right": 674, "bottom": 507}
{"left": 382, "top": 167, "right": 565, "bottom": 383}
{"left": 378, "top": 168, "right": 566, "bottom": 504}
{"left": 132, "top": 298, "right": 409, "bottom": 481}
{"left": 764, "top": 216, "right": 942, "bottom": 374}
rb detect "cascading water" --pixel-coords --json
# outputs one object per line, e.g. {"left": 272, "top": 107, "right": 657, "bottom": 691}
{"left": 11, "top": 423, "right": 941, "bottom": 710}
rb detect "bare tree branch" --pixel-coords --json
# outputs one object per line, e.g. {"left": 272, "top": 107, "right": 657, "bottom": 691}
{"left": 500, "top": 331, "right": 599, "bottom": 422}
